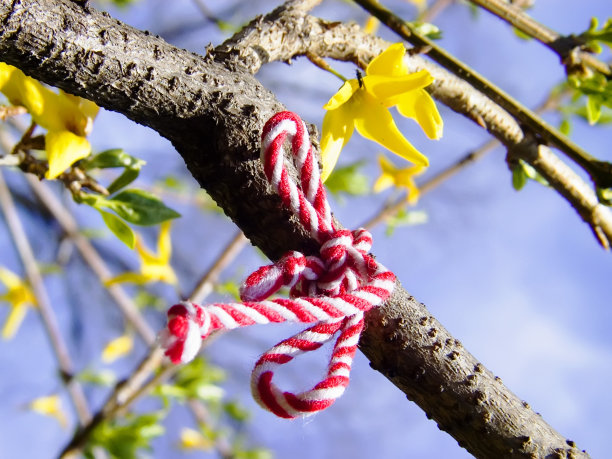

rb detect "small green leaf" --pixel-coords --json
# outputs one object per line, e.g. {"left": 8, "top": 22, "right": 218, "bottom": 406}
{"left": 100, "top": 189, "right": 180, "bottom": 226}
{"left": 85, "top": 412, "right": 165, "bottom": 459}
{"left": 411, "top": 22, "right": 443, "bottom": 40}
{"left": 385, "top": 209, "right": 428, "bottom": 236}
{"left": 586, "top": 95, "right": 603, "bottom": 125}
{"left": 325, "top": 161, "right": 370, "bottom": 197}
{"left": 78, "top": 369, "right": 117, "bottom": 387}
{"left": 107, "top": 168, "right": 140, "bottom": 194}
{"left": 81, "top": 149, "right": 145, "bottom": 171}
{"left": 580, "top": 17, "right": 612, "bottom": 50}
{"left": 597, "top": 187, "right": 612, "bottom": 206}
{"left": 98, "top": 209, "right": 136, "bottom": 248}
{"left": 224, "top": 401, "right": 251, "bottom": 422}
{"left": 512, "top": 165, "right": 528, "bottom": 191}
{"left": 512, "top": 160, "right": 549, "bottom": 190}
{"left": 513, "top": 27, "right": 532, "bottom": 41}
{"left": 559, "top": 118, "right": 571, "bottom": 136}
{"left": 234, "top": 448, "right": 274, "bottom": 459}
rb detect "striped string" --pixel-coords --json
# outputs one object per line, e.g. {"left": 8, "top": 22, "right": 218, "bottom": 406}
{"left": 160, "top": 111, "right": 395, "bottom": 418}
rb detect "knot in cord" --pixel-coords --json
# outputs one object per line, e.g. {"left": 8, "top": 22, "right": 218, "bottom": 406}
{"left": 160, "top": 111, "right": 396, "bottom": 418}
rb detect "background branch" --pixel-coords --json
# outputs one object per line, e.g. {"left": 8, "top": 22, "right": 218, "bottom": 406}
{"left": 468, "top": 0, "right": 612, "bottom": 76}
{"left": 0, "top": 170, "right": 91, "bottom": 425}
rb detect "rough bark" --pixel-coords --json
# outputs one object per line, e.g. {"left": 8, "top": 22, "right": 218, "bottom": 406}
{"left": 0, "top": 0, "right": 588, "bottom": 457}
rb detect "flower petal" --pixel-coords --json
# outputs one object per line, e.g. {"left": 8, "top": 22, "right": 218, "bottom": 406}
{"left": 323, "top": 80, "right": 359, "bottom": 111}
{"left": 366, "top": 43, "right": 409, "bottom": 77}
{"left": 363, "top": 72, "right": 434, "bottom": 107}
{"left": 102, "top": 334, "right": 134, "bottom": 363}
{"left": 157, "top": 221, "right": 173, "bottom": 263}
{"left": 373, "top": 174, "right": 394, "bottom": 193}
{"left": 29, "top": 395, "right": 69, "bottom": 429}
{"left": 397, "top": 88, "right": 444, "bottom": 139}
{"left": 45, "top": 130, "right": 91, "bottom": 180}
{"left": 352, "top": 92, "right": 429, "bottom": 167}
{"left": 104, "top": 272, "right": 150, "bottom": 286}
{"left": 2, "top": 303, "right": 28, "bottom": 339}
{"left": 320, "top": 103, "right": 355, "bottom": 182}
{"left": 0, "top": 266, "right": 23, "bottom": 290}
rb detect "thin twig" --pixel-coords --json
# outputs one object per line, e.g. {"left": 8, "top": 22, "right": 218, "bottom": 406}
{"left": 420, "top": 0, "right": 454, "bottom": 23}
{"left": 188, "top": 230, "right": 248, "bottom": 304}
{"left": 0, "top": 170, "right": 92, "bottom": 425}
{"left": 468, "top": 0, "right": 611, "bottom": 76}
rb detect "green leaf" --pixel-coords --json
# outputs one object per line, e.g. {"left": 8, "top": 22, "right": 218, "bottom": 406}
{"left": 521, "top": 161, "right": 550, "bottom": 187}
{"left": 586, "top": 95, "right": 603, "bottom": 125}
{"left": 224, "top": 401, "right": 251, "bottom": 423}
{"left": 559, "top": 118, "right": 571, "bottom": 136}
{"left": 580, "top": 17, "right": 612, "bottom": 50}
{"left": 85, "top": 412, "right": 165, "bottom": 459}
{"left": 325, "top": 161, "right": 370, "bottom": 197}
{"left": 98, "top": 209, "right": 136, "bottom": 248}
{"left": 512, "top": 160, "right": 549, "bottom": 191}
{"left": 234, "top": 448, "right": 274, "bottom": 459}
{"left": 410, "top": 22, "right": 443, "bottom": 40}
{"left": 597, "top": 187, "right": 612, "bottom": 206}
{"left": 100, "top": 189, "right": 180, "bottom": 226}
{"left": 78, "top": 369, "right": 117, "bottom": 387}
{"left": 385, "top": 209, "right": 428, "bottom": 236}
{"left": 82, "top": 149, "right": 145, "bottom": 193}
{"left": 512, "top": 27, "right": 532, "bottom": 41}
{"left": 512, "top": 164, "right": 528, "bottom": 191}
{"left": 107, "top": 167, "right": 140, "bottom": 194}
{"left": 168, "top": 357, "right": 226, "bottom": 402}
{"left": 81, "top": 149, "right": 145, "bottom": 171}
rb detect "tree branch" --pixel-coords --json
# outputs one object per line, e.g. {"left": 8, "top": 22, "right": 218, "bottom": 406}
{"left": 0, "top": 0, "right": 589, "bottom": 457}
{"left": 0, "top": 170, "right": 92, "bottom": 425}
{"left": 468, "top": 0, "right": 612, "bottom": 76}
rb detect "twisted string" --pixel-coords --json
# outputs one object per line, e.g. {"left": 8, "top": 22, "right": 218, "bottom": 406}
{"left": 160, "top": 111, "right": 396, "bottom": 418}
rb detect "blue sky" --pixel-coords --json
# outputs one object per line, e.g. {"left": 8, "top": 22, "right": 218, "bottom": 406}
{"left": 0, "top": 1, "right": 610, "bottom": 458}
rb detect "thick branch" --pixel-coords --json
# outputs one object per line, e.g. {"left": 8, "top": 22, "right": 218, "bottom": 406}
{"left": 0, "top": 0, "right": 588, "bottom": 457}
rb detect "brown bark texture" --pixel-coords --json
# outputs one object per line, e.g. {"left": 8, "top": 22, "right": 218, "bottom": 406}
{"left": 0, "top": 0, "right": 589, "bottom": 457}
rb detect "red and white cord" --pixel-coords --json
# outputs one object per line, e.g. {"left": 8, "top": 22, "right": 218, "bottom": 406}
{"left": 160, "top": 111, "right": 396, "bottom": 418}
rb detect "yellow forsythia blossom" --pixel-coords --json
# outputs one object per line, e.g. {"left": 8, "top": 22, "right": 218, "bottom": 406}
{"left": 0, "top": 266, "right": 36, "bottom": 339}
{"left": 0, "top": 63, "right": 98, "bottom": 179}
{"left": 179, "top": 428, "right": 213, "bottom": 451}
{"left": 373, "top": 154, "right": 426, "bottom": 204}
{"left": 320, "top": 43, "right": 442, "bottom": 181}
{"left": 28, "top": 394, "right": 69, "bottom": 428}
{"left": 101, "top": 334, "right": 134, "bottom": 363}
{"left": 105, "top": 221, "right": 177, "bottom": 286}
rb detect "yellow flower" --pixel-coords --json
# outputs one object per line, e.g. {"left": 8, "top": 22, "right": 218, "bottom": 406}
{"left": 0, "top": 63, "right": 99, "bottom": 179}
{"left": 409, "top": 0, "right": 427, "bottom": 10}
{"left": 179, "top": 428, "right": 213, "bottom": 451}
{"left": 105, "top": 221, "right": 177, "bottom": 286}
{"left": 0, "top": 266, "right": 36, "bottom": 339}
{"left": 373, "top": 154, "right": 426, "bottom": 204}
{"left": 364, "top": 16, "right": 380, "bottom": 35}
{"left": 28, "top": 394, "right": 69, "bottom": 429}
{"left": 101, "top": 334, "right": 134, "bottom": 363}
{"left": 320, "top": 43, "right": 442, "bottom": 181}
